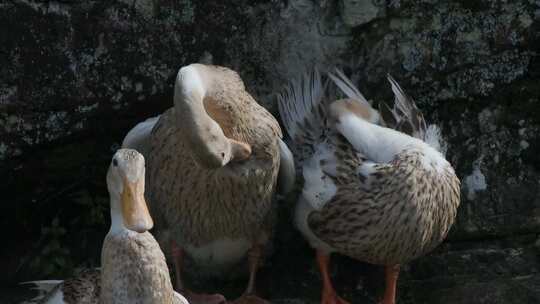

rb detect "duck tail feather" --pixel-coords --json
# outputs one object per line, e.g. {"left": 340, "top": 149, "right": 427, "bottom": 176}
{"left": 386, "top": 74, "right": 427, "bottom": 138}
{"left": 386, "top": 74, "right": 447, "bottom": 153}
{"left": 424, "top": 124, "right": 448, "bottom": 155}
{"left": 277, "top": 69, "right": 329, "bottom": 163}
{"left": 19, "top": 280, "right": 63, "bottom": 304}
{"left": 327, "top": 68, "right": 370, "bottom": 107}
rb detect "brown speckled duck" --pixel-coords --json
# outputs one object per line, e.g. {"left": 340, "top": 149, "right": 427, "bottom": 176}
{"left": 24, "top": 149, "right": 189, "bottom": 304}
{"left": 122, "top": 64, "right": 295, "bottom": 304}
{"left": 277, "top": 70, "right": 460, "bottom": 304}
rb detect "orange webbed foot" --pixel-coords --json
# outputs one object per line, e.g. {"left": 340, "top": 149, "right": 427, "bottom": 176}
{"left": 184, "top": 291, "right": 226, "bottom": 304}
{"left": 321, "top": 291, "right": 350, "bottom": 304}
{"left": 227, "top": 294, "right": 270, "bottom": 304}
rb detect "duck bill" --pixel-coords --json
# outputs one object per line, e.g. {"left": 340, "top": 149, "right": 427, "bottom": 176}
{"left": 121, "top": 180, "right": 153, "bottom": 233}
{"left": 229, "top": 138, "right": 251, "bottom": 161}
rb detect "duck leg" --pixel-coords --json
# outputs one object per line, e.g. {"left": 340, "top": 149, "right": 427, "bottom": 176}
{"left": 316, "top": 251, "right": 350, "bottom": 304}
{"left": 378, "top": 264, "right": 400, "bottom": 304}
{"left": 171, "top": 241, "right": 185, "bottom": 291}
{"left": 244, "top": 244, "right": 261, "bottom": 295}
{"left": 171, "top": 241, "right": 226, "bottom": 304}
{"left": 229, "top": 245, "right": 269, "bottom": 304}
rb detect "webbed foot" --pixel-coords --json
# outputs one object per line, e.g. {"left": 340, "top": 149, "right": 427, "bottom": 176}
{"left": 184, "top": 290, "right": 226, "bottom": 304}
{"left": 321, "top": 292, "right": 350, "bottom": 304}
{"left": 228, "top": 294, "right": 270, "bottom": 304}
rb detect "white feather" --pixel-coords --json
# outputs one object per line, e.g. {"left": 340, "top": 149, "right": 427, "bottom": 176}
{"left": 424, "top": 124, "right": 447, "bottom": 155}
{"left": 388, "top": 74, "right": 411, "bottom": 117}
{"left": 174, "top": 291, "right": 190, "bottom": 304}
{"left": 301, "top": 142, "right": 337, "bottom": 210}
{"left": 387, "top": 75, "right": 430, "bottom": 138}
{"left": 43, "top": 288, "right": 64, "bottom": 304}
{"left": 295, "top": 196, "right": 335, "bottom": 254}
{"left": 183, "top": 238, "right": 251, "bottom": 276}
{"left": 21, "top": 280, "right": 62, "bottom": 292}
{"left": 121, "top": 116, "right": 159, "bottom": 157}
{"left": 336, "top": 114, "right": 449, "bottom": 172}
{"left": 277, "top": 69, "right": 325, "bottom": 142}
{"left": 277, "top": 138, "right": 296, "bottom": 195}
{"left": 356, "top": 161, "right": 377, "bottom": 178}
{"left": 177, "top": 64, "right": 208, "bottom": 101}
{"left": 20, "top": 281, "right": 64, "bottom": 304}
{"left": 336, "top": 115, "right": 396, "bottom": 163}
{"left": 327, "top": 68, "right": 370, "bottom": 106}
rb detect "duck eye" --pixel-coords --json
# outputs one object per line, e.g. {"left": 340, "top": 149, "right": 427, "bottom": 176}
{"left": 112, "top": 159, "right": 118, "bottom": 167}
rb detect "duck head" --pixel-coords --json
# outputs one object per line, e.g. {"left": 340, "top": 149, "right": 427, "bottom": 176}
{"left": 173, "top": 64, "right": 251, "bottom": 169}
{"left": 107, "top": 149, "right": 153, "bottom": 233}
{"left": 329, "top": 98, "right": 380, "bottom": 125}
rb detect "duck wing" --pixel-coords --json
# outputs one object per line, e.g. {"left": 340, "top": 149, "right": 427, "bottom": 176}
{"left": 278, "top": 69, "right": 409, "bottom": 261}
{"left": 22, "top": 269, "right": 100, "bottom": 304}
{"left": 280, "top": 69, "right": 459, "bottom": 264}
{"left": 278, "top": 69, "right": 343, "bottom": 211}
{"left": 277, "top": 138, "right": 296, "bottom": 195}
{"left": 309, "top": 74, "right": 458, "bottom": 264}
{"left": 327, "top": 68, "right": 370, "bottom": 107}
{"left": 277, "top": 69, "right": 330, "bottom": 165}
{"left": 383, "top": 75, "right": 447, "bottom": 154}
{"left": 306, "top": 149, "right": 424, "bottom": 264}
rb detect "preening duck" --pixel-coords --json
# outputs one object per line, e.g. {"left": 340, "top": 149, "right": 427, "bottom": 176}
{"left": 122, "top": 63, "right": 295, "bottom": 304}
{"left": 23, "top": 149, "right": 188, "bottom": 304}
{"left": 277, "top": 70, "right": 460, "bottom": 304}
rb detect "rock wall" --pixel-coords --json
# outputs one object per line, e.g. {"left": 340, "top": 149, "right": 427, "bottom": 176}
{"left": 1, "top": 0, "right": 539, "bottom": 303}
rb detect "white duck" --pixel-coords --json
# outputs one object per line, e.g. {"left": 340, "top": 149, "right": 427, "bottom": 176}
{"left": 278, "top": 70, "right": 460, "bottom": 304}
{"left": 23, "top": 149, "right": 189, "bottom": 304}
{"left": 122, "top": 63, "right": 295, "bottom": 304}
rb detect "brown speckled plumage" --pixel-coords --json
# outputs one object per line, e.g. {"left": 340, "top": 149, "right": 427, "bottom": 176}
{"left": 145, "top": 65, "right": 282, "bottom": 269}
{"left": 47, "top": 269, "right": 100, "bottom": 304}
{"left": 34, "top": 231, "right": 184, "bottom": 304}
{"left": 278, "top": 70, "right": 461, "bottom": 267}
{"left": 100, "top": 231, "right": 179, "bottom": 304}
{"left": 308, "top": 143, "right": 460, "bottom": 265}
{"left": 28, "top": 149, "right": 187, "bottom": 304}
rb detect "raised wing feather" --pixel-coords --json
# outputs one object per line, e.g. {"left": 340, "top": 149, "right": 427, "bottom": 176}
{"left": 327, "top": 68, "right": 370, "bottom": 107}
{"left": 277, "top": 69, "right": 329, "bottom": 165}
{"left": 277, "top": 138, "right": 296, "bottom": 195}
{"left": 386, "top": 75, "right": 446, "bottom": 154}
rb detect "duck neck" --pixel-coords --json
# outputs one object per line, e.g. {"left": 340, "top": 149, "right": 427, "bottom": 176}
{"left": 174, "top": 64, "right": 250, "bottom": 139}
{"left": 173, "top": 78, "right": 215, "bottom": 138}
{"left": 108, "top": 193, "right": 127, "bottom": 235}
{"left": 173, "top": 65, "right": 240, "bottom": 168}
{"left": 336, "top": 114, "right": 425, "bottom": 163}
{"left": 100, "top": 206, "right": 174, "bottom": 303}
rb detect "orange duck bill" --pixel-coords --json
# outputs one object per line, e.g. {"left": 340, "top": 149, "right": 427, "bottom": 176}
{"left": 121, "top": 177, "right": 153, "bottom": 233}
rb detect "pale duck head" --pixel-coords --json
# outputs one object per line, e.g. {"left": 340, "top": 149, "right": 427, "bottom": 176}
{"left": 106, "top": 149, "right": 153, "bottom": 233}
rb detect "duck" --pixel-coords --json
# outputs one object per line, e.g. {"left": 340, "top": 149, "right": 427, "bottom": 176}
{"left": 277, "top": 69, "right": 460, "bottom": 304}
{"left": 122, "top": 63, "right": 295, "bottom": 304}
{"left": 23, "top": 149, "right": 189, "bottom": 304}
